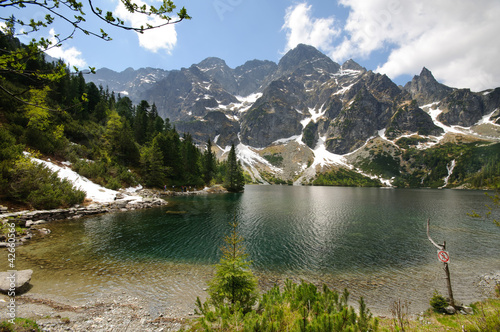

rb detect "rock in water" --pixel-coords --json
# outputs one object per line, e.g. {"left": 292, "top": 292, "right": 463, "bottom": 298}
{"left": 0, "top": 269, "right": 33, "bottom": 294}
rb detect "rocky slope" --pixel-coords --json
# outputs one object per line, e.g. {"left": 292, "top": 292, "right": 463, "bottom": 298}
{"left": 86, "top": 44, "right": 500, "bottom": 187}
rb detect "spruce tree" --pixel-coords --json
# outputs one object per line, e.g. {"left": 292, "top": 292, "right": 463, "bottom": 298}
{"left": 224, "top": 144, "right": 245, "bottom": 192}
{"left": 207, "top": 222, "right": 258, "bottom": 313}
{"left": 202, "top": 138, "right": 216, "bottom": 185}
{"left": 140, "top": 138, "right": 165, "bottom": 187}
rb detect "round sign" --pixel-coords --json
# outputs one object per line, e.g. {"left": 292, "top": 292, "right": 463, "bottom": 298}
{"left": 437, "top": 250, "right": 450, "bottom": 263}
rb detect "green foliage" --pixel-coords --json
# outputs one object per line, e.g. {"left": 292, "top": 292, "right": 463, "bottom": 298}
{"left": 261, "top": 171, "right": 291, "bottom": 185}
{"left": 223, "top": 144, "right": 245, "bottom": 193}
{"left": 4, "top": 157, "right": 85, "bottom": 209}
{"left": 461, "top": 299, "right": 500, "bottom": 332}
{"left": 202, "top": 139, "right": 217, "bottom": 186}
{"left": 313, "top": 168, "right": 382, "bottom": 187}
{"left": 0, "top": 317, "right": 40, "bottom": 331}
{"left": 395, "top": 136, "right": 430, "bottom": 149}
{"left": 180, "top": 133, "right": 204, "bottom": 187}
{"left": 430, "top": 291, "right": 448, "bottom": 313}
{"left": 191, "top": 279, "right": 379, "bottom": 331}
{"left": 356, "top": 151, "right": 400, "bottom": 179}
{"left": 205, "top": 222, "right": 258, "bottom": 314}
{"left": 262, "top": 153, "right": 284, "bottom": 167}
{"left": 394, "top": 142, "right": 500, "bottom": 189}
{"left": 302, "top": 121, "right": 317, "bottom": 148}
{"left": 72, "top": 159, "right": 138, "bottom": 190}
{"left": 140, "top": 138, "right": 166, "bottom": 188}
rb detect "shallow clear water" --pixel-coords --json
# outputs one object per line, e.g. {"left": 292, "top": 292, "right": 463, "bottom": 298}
{"left": 4, "top": 186, "right": 500, "bottom": 316}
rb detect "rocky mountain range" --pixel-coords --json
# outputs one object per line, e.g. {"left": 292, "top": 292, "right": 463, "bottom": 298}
{"left": 86, "top": 44, "right": 500, "bottom": 187}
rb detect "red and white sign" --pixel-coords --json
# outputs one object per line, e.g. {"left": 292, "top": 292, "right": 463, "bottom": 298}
{"left": 437, "top": 250, "right": 450, "bottom": 263}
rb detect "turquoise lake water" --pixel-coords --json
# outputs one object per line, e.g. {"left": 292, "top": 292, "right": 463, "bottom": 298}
{"left": 5, "top": 186, "right": 500, "bottom": 316}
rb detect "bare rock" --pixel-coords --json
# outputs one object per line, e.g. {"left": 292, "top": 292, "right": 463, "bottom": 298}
{"left": 444, "top": 305, "right": 456, "bottom": 315}
{"left": 0, "top": 269, "right": 33, "bottom": 294}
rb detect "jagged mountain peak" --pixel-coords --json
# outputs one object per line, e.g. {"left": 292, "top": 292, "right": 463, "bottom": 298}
{"left": 341, "top": 59, "right": 366, "bottom": 72}
{"left": 277, "top": 44, "right": 340, "bottom": 75}
{"left": 404, "top": 67, "right": 453, "bottom": 105}
{"left": 196, "top": 57, "right": 230, "bottom": 70}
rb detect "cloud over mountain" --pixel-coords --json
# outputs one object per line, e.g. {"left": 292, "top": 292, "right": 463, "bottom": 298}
{"left": 283, "top": 0, "right": 500, "bottom": 92}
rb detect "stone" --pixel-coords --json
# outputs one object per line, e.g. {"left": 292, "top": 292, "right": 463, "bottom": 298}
{"left": 462, "top": 306, "right": 474, "bottom": 315}
{"left": 38, "top": 228, "right": 51, "bottom": 235}
{"left": 0, "top": 269, "right": 33, "bottom": 294}
{"left": 444, "top": 305, "right": 456, "bottom": 315}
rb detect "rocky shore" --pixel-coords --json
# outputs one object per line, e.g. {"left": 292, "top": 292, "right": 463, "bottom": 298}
{"left": 0, "top": 189, "right": 167, "bottom": 248}
{"left": 0, "top": 186, "right": 228, "bottom": 248}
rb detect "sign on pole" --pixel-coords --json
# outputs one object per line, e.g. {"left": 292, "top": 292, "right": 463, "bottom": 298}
{"left": 437, "top": 250, "right": 450, "bottom": 263}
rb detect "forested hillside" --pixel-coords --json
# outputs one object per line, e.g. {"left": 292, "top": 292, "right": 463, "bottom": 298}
{"left": 0, "top": 33, "right": 243, "bottom": 210}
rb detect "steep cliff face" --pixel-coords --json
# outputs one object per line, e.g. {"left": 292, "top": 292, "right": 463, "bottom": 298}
{"left": 86, "top": 44, "right": 500, "bottom": 186}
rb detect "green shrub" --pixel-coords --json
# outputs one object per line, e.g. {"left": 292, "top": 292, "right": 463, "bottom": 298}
{"left": 6, "top": 158, "right": 85, "bottom": 209}
{"left": 190, "top": 280, "right": 379, "bottom": 331}
{"left": 0, "top": 317, "right": 40, "bottom": 331}
{"left": 430, "top": 290, "right": 448, "bottom": 313}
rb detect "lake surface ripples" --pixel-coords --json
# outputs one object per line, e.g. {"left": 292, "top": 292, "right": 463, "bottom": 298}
{"left": 5, "top": 186, "right": 500, "bottom": 316}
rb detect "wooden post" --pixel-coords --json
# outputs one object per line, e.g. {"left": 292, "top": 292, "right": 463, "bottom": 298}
{"left": 426, "top": 219, "right": 456, "bottom": 308}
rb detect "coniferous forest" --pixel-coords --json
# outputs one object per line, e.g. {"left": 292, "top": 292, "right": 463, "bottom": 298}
{"left": 0, "top": 32, "right": 243, "bottom": 210}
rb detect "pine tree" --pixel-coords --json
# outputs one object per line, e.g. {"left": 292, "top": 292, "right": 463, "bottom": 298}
{"left": 207, "top": 222, "right": 258, "bottom": 313}
{"left": 224, "top": 143, "right": 245, "bottom": 192}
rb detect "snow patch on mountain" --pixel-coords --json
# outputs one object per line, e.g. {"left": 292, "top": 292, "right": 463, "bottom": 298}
{"left": 476, "top": 109, "right": 499, "bottom": 126}
{"left": 312, "top": 136, "right": 348, "bottom": 168}
{"left": 236, "top": 142, "right": 279, "bottom": 172}
{"left": 29, "top": 156, "right": 143, "bottom": 203}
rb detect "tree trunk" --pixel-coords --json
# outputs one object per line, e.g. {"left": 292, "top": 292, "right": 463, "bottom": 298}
{"left": 426, "top": 219, "right": 456, "bottom": 308}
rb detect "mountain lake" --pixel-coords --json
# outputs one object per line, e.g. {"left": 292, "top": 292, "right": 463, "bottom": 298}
{"left": 4, "top": 185, "right": 500, "bottom": 316}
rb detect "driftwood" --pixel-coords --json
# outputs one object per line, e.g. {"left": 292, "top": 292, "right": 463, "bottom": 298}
{"left": 426, "top": 218, "right": 456, "bottom": 308}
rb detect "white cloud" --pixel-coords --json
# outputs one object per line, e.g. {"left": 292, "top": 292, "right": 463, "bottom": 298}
{"left": 282, "top": 3, "right": 340, "bottom": 54}
{"left": 332, "top": 0, "right": 500, "bottom": 91}
{"left": 114, "top": 0, "right": 177, "bottom": 53}
{"left": 44, "top": 29, "right": 87, "bottom": 68}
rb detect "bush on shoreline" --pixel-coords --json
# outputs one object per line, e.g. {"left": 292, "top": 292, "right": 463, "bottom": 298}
{"left": 1, "top": 157, "right": 85, "bottom": 210}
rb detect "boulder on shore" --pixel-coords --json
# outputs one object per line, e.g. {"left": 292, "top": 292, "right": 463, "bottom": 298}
{"left": 0, "top": 269, "right": 33, "bottom": 294}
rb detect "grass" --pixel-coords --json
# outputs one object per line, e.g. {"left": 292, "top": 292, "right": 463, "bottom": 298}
{"left": 0, "top": 318, "right": 40, "bottom": 332}
{"left": 377, "top": 298, "right": 500, "bottom": 332}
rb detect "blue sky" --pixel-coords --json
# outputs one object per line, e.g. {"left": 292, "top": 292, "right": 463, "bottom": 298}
{"left": 4, "top": 0, "right": 500, "bottom": 91}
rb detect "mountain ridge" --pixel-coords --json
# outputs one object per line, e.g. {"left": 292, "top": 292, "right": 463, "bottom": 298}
{"left": 86, "top": 45, "right": 500, "bottom": 187}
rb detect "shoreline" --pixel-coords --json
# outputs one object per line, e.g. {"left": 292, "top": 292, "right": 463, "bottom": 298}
{"left": 0, "top": 185, "right": 228, "bottom": 248}
{"left": 1, "top": 270, "right": 498, "bottom": 332}
{"left": 0, "top": 185, "right": 229, "bottom": 330}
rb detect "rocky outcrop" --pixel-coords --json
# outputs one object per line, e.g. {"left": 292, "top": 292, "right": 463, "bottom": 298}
{"left": 240, "top": 79, "right": 305, "bottom": 147}
{"left": 175, "top": 110, "right": 240, "bottom": 147}
{"left": 197, "top": 57, "right": 277, "bottom": 96}
{"left": 86, "top": 67, "right": 170, "bottom": 104}
{"left": 404, "top": 67, "right": 453, "bottom": 105}
{"left": 385, "top": 102, "right": 444, "bottom": 139}
{"left": 437, "top": 88, "right": 500, "bottom": 127}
